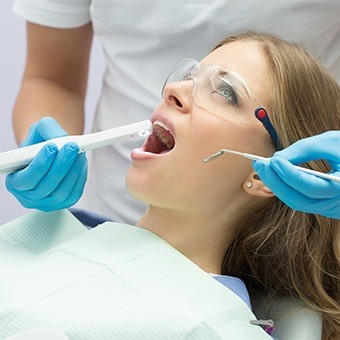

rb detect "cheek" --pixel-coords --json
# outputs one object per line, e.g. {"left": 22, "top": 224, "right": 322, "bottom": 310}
{"left": 169, "top": 122, "right": 254, "bottom": 194}
{"left": 185, "top": 118, "right": 261, "bottom": 162}
{"left": 126, "top": 118, "right": 268, "bottom": 209}
{"left": 178, "top": 119, "right": 266, "bottom": 188}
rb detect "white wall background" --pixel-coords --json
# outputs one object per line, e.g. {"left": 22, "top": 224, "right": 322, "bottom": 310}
{"left": 0, "top": 0, "right": 105, "bottom": 223}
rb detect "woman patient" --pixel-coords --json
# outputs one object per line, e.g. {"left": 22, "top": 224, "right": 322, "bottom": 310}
{"left": 1, "top": 32, "right": 339, "bottom": 339}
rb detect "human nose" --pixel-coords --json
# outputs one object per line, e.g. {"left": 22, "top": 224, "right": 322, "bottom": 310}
{"left": 163, "top": 80, "right": 194, "bottom": 113}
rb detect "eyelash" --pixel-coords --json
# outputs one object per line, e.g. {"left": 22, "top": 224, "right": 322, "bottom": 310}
{"left": 178, "top": 69, "right": 238, "bottom": 106}
{"left": 212, "top": 84, "right": 238, "bottom": 106}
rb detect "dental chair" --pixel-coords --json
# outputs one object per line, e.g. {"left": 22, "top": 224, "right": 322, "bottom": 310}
{"left": 68, "top": 208, "right": 323, "bottom": 340}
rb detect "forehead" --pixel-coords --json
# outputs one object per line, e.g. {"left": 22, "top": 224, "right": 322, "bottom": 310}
{"left": 201, "top": 41, "right": 272, "bottom": 107}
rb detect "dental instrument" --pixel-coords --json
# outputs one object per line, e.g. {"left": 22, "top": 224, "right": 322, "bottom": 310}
{"left": 0, "top": 120, "right": 152, "bottom": 175}
{"left": 204, "top": 149, "right": 340, "bottom": 183}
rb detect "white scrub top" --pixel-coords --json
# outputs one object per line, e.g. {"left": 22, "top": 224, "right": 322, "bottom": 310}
{"left": 13, "top": 0, "right": 340, "bottom": 223}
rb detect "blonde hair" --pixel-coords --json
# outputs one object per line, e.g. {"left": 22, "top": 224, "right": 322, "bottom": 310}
{"left": 216, "top": 32, "right": 340, "bottom": 339}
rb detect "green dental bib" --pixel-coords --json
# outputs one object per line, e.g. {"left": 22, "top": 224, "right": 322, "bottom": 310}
{"left": 0, "top": 210, "right": 270, "bottom": 339}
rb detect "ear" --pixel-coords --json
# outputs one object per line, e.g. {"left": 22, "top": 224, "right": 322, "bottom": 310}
{"left": 242, "top": 171, "right": 274, "bottom": 198}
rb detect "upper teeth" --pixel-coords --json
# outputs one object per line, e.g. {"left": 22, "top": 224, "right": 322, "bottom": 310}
{"left": 153, "top": 120, "right": 175, "bottom": 150}
{"left": 153, "top": 120, "right": 170, "bottom": 131}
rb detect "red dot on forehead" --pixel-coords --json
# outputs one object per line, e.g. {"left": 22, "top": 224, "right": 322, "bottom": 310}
{"left": 257, "top": 109, "right": 267, "bottom": 119}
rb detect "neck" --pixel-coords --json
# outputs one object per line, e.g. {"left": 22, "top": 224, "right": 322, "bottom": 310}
{"left": 136, "top": 206, "right": 236, "bottom": 274}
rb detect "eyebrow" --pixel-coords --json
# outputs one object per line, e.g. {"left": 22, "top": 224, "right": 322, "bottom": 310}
{"left": 200, "top": 61, "right": 262, "bottom": 103}
{"left": 218, "top": 70, "right": 251, "bottom": 100}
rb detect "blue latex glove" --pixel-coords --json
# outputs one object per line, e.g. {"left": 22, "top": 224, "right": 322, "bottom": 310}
{"left": 6, "top": 117, "right": 87, "bottom": 211}
{"left": 252, "top": 131, "right": 340, "bottom": 219}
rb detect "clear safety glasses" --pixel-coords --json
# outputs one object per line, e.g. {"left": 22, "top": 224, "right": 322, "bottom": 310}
{"left": 161, "top": 58, "right": 281, "bottom": 149}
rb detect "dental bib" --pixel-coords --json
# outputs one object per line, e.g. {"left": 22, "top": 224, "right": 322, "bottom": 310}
{"left": 0, "top": 210, "right": 270, "bottom": 339}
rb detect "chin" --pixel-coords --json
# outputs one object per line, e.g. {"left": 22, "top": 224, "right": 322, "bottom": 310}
{"left": 126, "top": 166, "right": 182, "bottom": 210}
{"left": 125, "top": 168, "right": 152, "bottom": 204}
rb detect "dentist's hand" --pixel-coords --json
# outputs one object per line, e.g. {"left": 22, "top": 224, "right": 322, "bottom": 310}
{"left": 6, "top": 117, "right": 87, "bottom": 211}
{"left": 252, "top": 131, "right": 340, "bottom": 219}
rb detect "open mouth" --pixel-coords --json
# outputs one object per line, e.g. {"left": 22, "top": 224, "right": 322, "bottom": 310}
{"left": 143, "top": 120, "right": 176, "bottom": 154}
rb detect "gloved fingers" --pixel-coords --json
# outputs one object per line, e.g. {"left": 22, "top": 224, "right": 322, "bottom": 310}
{"left": 270, "top": 156, "right": 340, "bottom": 199}
{"left": 253, "top": 160, "right": 317, "bottom": 209}
{"left": 275, "top": 131, "right": 340, "bottom": 164}
{"left": 253, "top": 159, "right": 340, "bottom": 218}
{"left": 12, "top": 155, "right": 87, "bottom": 211}
{"left": 284, "top": 195, "right": 339, "bottom": 218}
{"left": 36, "top": 116, "right": 68, "bottom": 140}
{"left": 43, "top": 160, "right": 88, "bottom": 211}
{"left": 304, "top": 198, "right": 340, "bottom": 219}
{"left": 327, "top": 160, "right": 340, "bottom": 173}
{"left": 324, "top": 204, "right": 340, "bottom": 219}
{"left": 21, "top": 142, "right": 81, "bottom": 200}
{"left": 20, "top": 122, "right": 39, "bottom": 147}
{"left": 5, "top": 144, "right": 59, "bottom": 192}
{"left": 20, "top": 117, "right": 68, "bottom": 147}
{"left": 38, "top": 152, "right": 87, "bottom": 207}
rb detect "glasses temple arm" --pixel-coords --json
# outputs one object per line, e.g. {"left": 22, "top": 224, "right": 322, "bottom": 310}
{"left": 254, "top": 107, "right": 282, "bottom": 150}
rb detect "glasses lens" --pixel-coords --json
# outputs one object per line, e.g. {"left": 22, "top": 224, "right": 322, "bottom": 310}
{"left": 162, "top": 59, "right": 262, "bottom": 124}
{"left": 161, "top": 59, "right": 200, "bottom": 97}
{"left": 194, "top": 66, "right": 261, "bottom": 124}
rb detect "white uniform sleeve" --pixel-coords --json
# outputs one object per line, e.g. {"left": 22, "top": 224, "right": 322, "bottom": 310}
{"left": 13, "top": 0, "right": 91, "bottom": 28}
